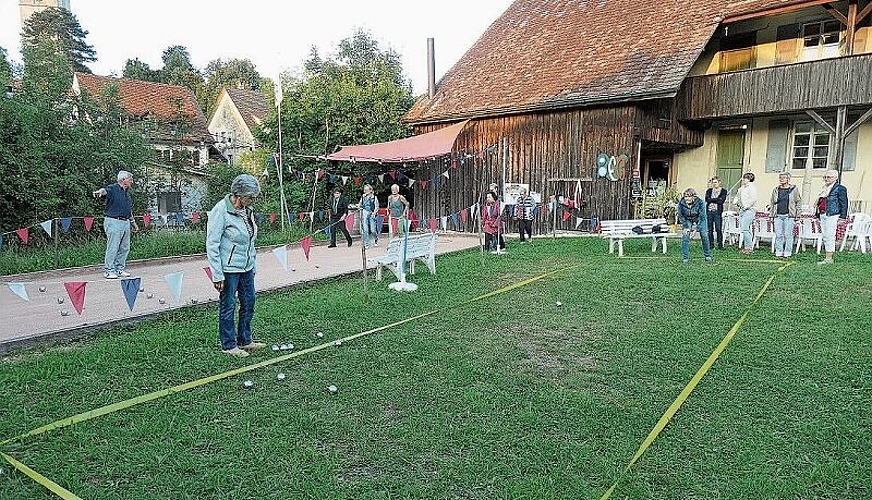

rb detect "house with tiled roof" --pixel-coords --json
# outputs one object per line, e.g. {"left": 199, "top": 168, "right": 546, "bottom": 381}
{"left": 405, "top": 0, "right": 872, "bottom": 224}
{"left": 207, "top": 87, "right": 269, "bottom": 165}
{"left": 72, "top": 72, "right": 214, "bottom": 214}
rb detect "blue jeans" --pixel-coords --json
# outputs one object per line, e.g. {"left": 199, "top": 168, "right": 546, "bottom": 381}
{"left": 681, "top": 226, "right": 712, "bottom": 260}
{"left": 218, "top": 270, "right": 255, "bottom": 350}
{"left": 103, "top": 217, "right": 131, "bottom": 273}
{"left": 739, "top": 209, "right": 755, "bottom": 250}
{"left": 773, "top": 215, "right": 795, "bottom": 256}
{"left": 360, "top": 210, "right": 379, "bottom": 246}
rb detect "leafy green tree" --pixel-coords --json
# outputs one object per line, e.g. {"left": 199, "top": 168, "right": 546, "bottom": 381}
{"left": 257, "top": 29, "right": 414, "bottom": 213}
{"left": 0, "top": 47, "right": 12, "bottom": 90}
{"left": 21, "top": 7, "right": 96, "bottom": 74}
{"left": 201, "top": 58, "right": 263, "bottom": 116}
{"left": 122, "top": 57, "right": 160, "bottom": 82}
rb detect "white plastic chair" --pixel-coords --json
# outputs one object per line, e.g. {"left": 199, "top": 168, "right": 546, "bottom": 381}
{"left": 795, "top": 217, "right": 822, "bottom": 254}
{"left": 722, "top": 211, "right": 742, "bottom": 247}
{"left": 839, "top": 213, "right": 870, "bottom": 252}
{"left": 753, "top": 217, "right": 776, "bottom": 252}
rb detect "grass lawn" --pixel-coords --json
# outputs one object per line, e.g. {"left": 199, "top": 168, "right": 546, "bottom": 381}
{"left": 1, "top": 238, "right": 870, "bottom": 499}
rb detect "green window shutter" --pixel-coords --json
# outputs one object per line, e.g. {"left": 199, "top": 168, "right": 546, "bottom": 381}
{"left": 766, "top": 120, "right": 790, "bottom": 172}
{"left": 842, "top": 129, "right": 858, "bottom": 171}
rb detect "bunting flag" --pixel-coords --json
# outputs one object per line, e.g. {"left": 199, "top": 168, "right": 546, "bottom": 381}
{"left": 442, "top": 171, "right": 450, "bottom": 179}
{"left": 121, "top": 277, "right": 141, "bottom": 311}
{"left": 0, "top": 233, "right": 3, "bottom": 251}
{"left": 441, "top": 216, "right": 448, "bottom": 231}
{"left": 575, "top": 217, "right": 585, "bottom": 229}
{"left": 574, "top": 180, "right": 583, "bottom": 210}
{"left": 175, "top": 213, "right": 185, "bottom": 225}
{"left": 298, "top": 212, "right": 306, "bottom": 222}
{"left": 269, "top": 212, "right": 277, "bottom": 224}
{"left": 7, "top": 282, "right": 29, "bottom": 302}
{"left": 452, "top": 213, "right": 460, "bottom": 229}
{"left": 354, "top": 176, "right": 362, "bottom": 185}
{"left": 341, "top": 175, "right": 349, "bottom": 185}
{"left": 421, "top": 180, "right": 428, "bottom": 190}
{"left": 452, "top": 159, "right": 458, "bottom": 169}
{"left": 84, "top": 217, "right": 94, "bottom": 231}
{"left": 40, "top": 220, "right": 53, "bottom": 237}
{"left": 203, "top": 266, "right": 213, "bottom": 282}
{"left": 191, "top": 212, "right": 200, "bottom": 223}
{"left": 272, "top": 245, "right": 288, "bottom": 271}
{"left": 309, "top": 211, "right": 315, "bottom": 221}
{"left": 563, "top": 210, "right": 572, "bottom": 222}
{"left": 460, "top": 208, "right": 469, "bottom": 225}
{"left": 375, "top": 215, "right": 385, "bottom": 230}
{"left": 163, "top": 271, "right": 184, "bottom": 304}
{"left": 434, "top": 177, "right": 441, "bottom": 188}
{"left": 287, "top": 212, "right": 294, "bottom": 225}
{"left": 64, "top": 281, "right": 87, "bottom": 315}
{"left": 301, "top": 236, "right": 312, "bottom": 261}
{"left": 345, "top": 212, "right": 356, "bottom": 232}
{"left": 428, "top": 218, "right": 438, "bottom": 233}
{"left": 143, "top": 213, "right": 151, "bottom": 228}
{"left": 388, "top": 169, "right": 397, "bottom": 180}
{"left": 378, "top": 174, "right": 385, "bottom": 184}
{"left": 60, "top": 218, "right": 72, "bottom": 232}
{"left": 16, "top": 228, "right": 29, "bottom": 245}
{"left": 160, "top": 215, "right": 168, "bottom": 227}
{"left": 256, "top": 213, "right": 264, "bottom": 225}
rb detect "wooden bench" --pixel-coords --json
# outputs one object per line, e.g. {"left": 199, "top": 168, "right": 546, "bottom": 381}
{"left": 600, "top": 218, "right": 676, "bottom": 257}
{"left": 368, "top": 232, "right": 438, "bottom": 281}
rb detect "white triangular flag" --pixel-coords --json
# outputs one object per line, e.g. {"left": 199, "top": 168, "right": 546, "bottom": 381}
{"left": 341, "top": 175, "right": 349, "bottom": 185}
{"left": 163, "top": 271, "right": 184, "bottom": 304}
{"left": 308, "top": 211, "right": 315, "bottom": 221}
{"left": 40, "top": 220, "right": 53, "bottom": 237}
{"left": 442, "top": 171, "right": 450, "bottom": 179}
{"left": 378, "top": 174, "right": 385, "bottom": 184}
{"left": 575, "top": 217, "right": 584, "bottom": 229}
{"left": 272, "top": 245, "right": 288, "bottom": 271}
{"left": 440, "top": 216, "right": 448, "bottom": 231}
{"left": 408, "top": 179, "right": 415, "bottom": 188}
{"left": 8, "top": 282, "right": 29, "bottom": 301}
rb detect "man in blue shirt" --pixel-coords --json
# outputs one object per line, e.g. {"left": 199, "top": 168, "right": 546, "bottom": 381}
{"left": 93, "top": 170, "right": 139, "bottom": 279}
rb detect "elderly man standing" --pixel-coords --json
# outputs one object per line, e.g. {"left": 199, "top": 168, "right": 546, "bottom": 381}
{"left": 93, "top": 170, "right": 138, "bottom": 279}
{"left": 816, "top": 169, "right": 849, "bottom": 265}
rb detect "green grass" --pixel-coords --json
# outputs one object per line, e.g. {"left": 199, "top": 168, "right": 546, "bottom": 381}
{"left": 1, "top": 239, "right": 870, "bottom": 499}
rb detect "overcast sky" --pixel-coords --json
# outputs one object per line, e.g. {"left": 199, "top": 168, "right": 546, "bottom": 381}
{"left": 0, "top": 0, "right": 515, "bottom": 95}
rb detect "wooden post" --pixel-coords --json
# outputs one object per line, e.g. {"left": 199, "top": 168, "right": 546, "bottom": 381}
{"left": 53, "top": 218, "right": 59, "bottom": 268}
{"left": 834, "top": 106, "right": 847, "bottom": 175}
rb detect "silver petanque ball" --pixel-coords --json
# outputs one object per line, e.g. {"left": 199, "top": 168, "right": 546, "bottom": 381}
{"left": 287, "top": 343, "right": 294, "bottom": 350}
{"left": 243, "top": 380, "right": 254, "bottom": 389}
{"left": 272, "top": 344, "right": 281, "bottom": 352}
{"left": 39, "top": 286, "right": 47, "bottom": 293}
{"left": 276, "top": 372, "right": 286, "bottom": 381}
{"left": 190, "top": 297, "right": 198, "bottom": 304}
{"left": 147, "top": 293, "right": 154, "bottom": 299}
{"left": 139, "top": 287, "right": 145, "bottom": 292}
{"left": 57, "top": 297, "right": 65, "bottom": 304}
{"left": 327, "top": 385, "right": 338, "bottom": 394}
{"left": 158, "top": 298, "right": 166, "bottom": 305}
{"left": 334, "top": 340, "right": 343, "bottom": 347}
{"left": 60, "top": 310, "right": 70, "bottom": 317}
{"left": 316, "top": 332, "right": 324, "bottom": 338}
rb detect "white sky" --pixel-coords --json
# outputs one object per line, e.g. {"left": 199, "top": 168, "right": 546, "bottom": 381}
{"left": 0, "top": 0, "right": 515, "bottom": 95}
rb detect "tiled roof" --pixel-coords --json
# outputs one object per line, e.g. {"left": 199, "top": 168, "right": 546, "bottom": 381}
{"left": 406, "top": 0, "right": 817, "bottom": 124}
{"left": 73, "top": 72, "right": 210, "bottom": 144}
{"left": 224, "top": 88, "right": 269, "bottom": 133}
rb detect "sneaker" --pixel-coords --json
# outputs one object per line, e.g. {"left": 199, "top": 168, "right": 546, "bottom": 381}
{"left": 682, "top": 259, "right": 689, "bottom": 264}
{"left": 222, "top": 347, "right": 249, "bottom": 357}
{"left": 117, "top": 270, "right": 131, "bottom": 278}
{"left": 705, "top": 257, "right": 713, "bottom": 263}
{"left": 239, "top": 341, "right": 266, "bottom": 351}
{"left": 104, "top": 271, "right": 119, "bottom": 279}
{"left": 817, "top": 259, "right": 834, "bottom": 265}
{"left": 774, "top": 253, "right": 783, "bottom": 258}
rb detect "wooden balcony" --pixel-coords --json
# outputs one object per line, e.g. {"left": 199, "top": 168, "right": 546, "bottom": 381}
{"left": 677, "top": 52, "right": 872, "bottom": 121}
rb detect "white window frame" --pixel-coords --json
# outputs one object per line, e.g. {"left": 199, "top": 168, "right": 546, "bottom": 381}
{"left": 800, "top": 20, "right": 841, "bottom": 61}
{"left": 791, "top": 121, "right": 831, "bottom": 170}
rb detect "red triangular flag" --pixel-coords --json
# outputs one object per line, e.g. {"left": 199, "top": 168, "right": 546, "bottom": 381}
{"left": 452, "top": 159, "right": 458, "bottom": 170}
{"left": 15, "top": 228, "right": 29, "bottom": 245}
{"left": 191, "top": 212, "right": 200, "bottom": 223}
{"left": 421, "top": 180, "right": 428, "bottom": 190}
{"left": 460, "top": 209, "right": 469, "bottom": 225}
{"left": 562, "top": 210, "right": 572, "bottom": 221}
{"left": 203, "top": 266, "right": 213, "bottom": 281}
{"left": 388, "top": 169, "right": 397, "bottom": 180}
{"left": 269, "top": 212, "right": 277, "bottom": 223}
{"left": 354, "top": 176, "right": 362, "bottom": 185}
{"left": 429, "top": 218, "right": 438, "bottom": 232}
{"left": 64, "top": 281, "right": 87, "bottom": 315}
{"left": 84, "top": 217, "right": 94, "bottom": 231}
{"left": 298, "top": 212, "right": 306, "bottom": 222}
{"left": 301, "top": 236, "right": 312, "bottom": 261}
{"left": 143, "top": 213, "right": 151, "bottom": 228}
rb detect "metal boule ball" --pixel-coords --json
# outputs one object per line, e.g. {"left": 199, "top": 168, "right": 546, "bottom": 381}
{"left": 280, "top": 344, "right": 289, "bottom": 350}
{"left": 60, "top": 310, "right": 70, "bottom": 317}
{"left": 334, "top": 340, "right": 343, "bottom": 347}
{"left": 139, "top": 287, "right": 145, "bottom": 292}
{"left": 291, "top": 268, "right": 296, "bottom": 272}
{"left": 159, "top": 298, "right": 166, "bottom": 305}
{"left": 314, "top": 265, "right": 320, "bottom": 269}
{"left": 327, "top": 385, "right": 338, "bottom": 394}
{"left": 57, "top": 297, "right": 65, "bottom": 304}
{"left": 190, "top": 297, "right": 198, "bottom": 304}
{"left": 316, "top": 332, "right": 324, "bottom": 338}
{"left": 39, "top": 286, "right": 47, "bottom": 293}
{"left": 147, "top": 293, "right": 154, "bottom": 299}
{"left": 271, "top": 344, "right": 281, "bottom": 352}
{"left": 276, "top": 373, "right": 286, "bottom": 381}
{"left": 243, "top": 380, "right": 254, "bottom": 389}
{"left": 287, "top": 343, "right": 294, "bottom": 350}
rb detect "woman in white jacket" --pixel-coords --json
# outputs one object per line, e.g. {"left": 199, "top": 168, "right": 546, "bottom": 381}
{"left": 733, "top": 172, "right": 758, "bottom": 254}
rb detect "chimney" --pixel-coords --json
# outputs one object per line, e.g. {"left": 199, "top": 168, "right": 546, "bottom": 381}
{"left": 427, "top": 38, "right": 436, "bottom": 99}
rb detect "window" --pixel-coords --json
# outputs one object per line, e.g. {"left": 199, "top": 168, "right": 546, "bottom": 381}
{"left": 720, "top": 32, "right": 757, "bottom": 72}
{"left": 801, "top": 20, "right": 841, "bottom": 61}
{"left": 791, "top": 121, "right": 830, "bottom": 170}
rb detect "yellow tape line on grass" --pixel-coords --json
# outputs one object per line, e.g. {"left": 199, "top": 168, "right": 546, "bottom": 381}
{"left": 1, "top": 267, "right": 574, "bottom": 499}
{"left": 599, "top": 261, "right": 793, "bottom": 500}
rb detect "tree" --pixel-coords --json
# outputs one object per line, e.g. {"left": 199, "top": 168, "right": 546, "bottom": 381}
{"left": 122, "top": 58, "right": 160, "bottom": 82}
{"left": 21, "top": 7, "right": 96, "bottom": 74}
{"left": 201, "top": 58, "right": 263, "bottom": 116}
{"left": 0, "top": 47, "right": 12, "bottom": 90}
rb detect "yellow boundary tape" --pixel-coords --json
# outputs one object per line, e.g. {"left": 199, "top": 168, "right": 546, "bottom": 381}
{"left": 598, "top": 261, "right": 793, "bottom": 500}
{"left": 1, "top": 266, "right": 574, "bottom": 498}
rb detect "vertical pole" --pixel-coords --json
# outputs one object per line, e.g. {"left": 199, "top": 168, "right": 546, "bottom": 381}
{"left": 277, "top": 104, "right": 286, "bottom": 231}
{"left": 847, "top": 1, "right": 858, "bottom": 56}
{"left": 834, "top": 106, "right": 847, "bottom": 176}
{"left": 53, "top": 218, "right": 59, "bottom": 268}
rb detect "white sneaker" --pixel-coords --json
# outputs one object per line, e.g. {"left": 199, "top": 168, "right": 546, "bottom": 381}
{"left": 104, "top": 271, "right": 119, "bottom": 279}
{"left": 117, "top": 270, "right": 131, "bottom": 278}
{"left": 222, "top": 347, "right": 250, "bottom": 357}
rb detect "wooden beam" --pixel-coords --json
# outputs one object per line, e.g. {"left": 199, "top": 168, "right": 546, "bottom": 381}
{"left": 845, "top": 107, "right": 872, "bottom": 137}
{"left": 858, "top": 1, "right": 872, "bottom": 23}
{"left": 846, "top": 2, "right": 857, "bottom": 55}
{"left": 806, "top": 110, "right": 835, "bottom": 134}
{"left": 823, "top": 4, "right": 849, "bottom": 25}
{"left": 725, "top": 0, "right": 831, "bottom": 23}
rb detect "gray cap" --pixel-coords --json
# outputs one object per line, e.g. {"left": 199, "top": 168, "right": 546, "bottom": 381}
{"left": 230, "top": 174, "right": 261, "bottom": 197}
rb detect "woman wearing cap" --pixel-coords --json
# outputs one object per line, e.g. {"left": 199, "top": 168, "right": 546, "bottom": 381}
{"left": 677, "top": 187, "right": 712, "bottom": 263}
{"left": 206, "top": 174, "right": 265, "bottom": 358}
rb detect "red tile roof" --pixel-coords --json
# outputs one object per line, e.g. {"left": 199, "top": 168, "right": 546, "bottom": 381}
{"left": 405, "top": 0, "right": 817, "bottom": 124}
{"left": 224, "top": 88, "right": 269, "bottom": 133}
{"left": 73, "top": 72, "right": 210, "bottom": 144}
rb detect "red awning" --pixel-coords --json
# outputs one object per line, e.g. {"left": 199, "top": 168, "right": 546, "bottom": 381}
{"left": 324, "top": 120, "right": 469, "bottom": 163}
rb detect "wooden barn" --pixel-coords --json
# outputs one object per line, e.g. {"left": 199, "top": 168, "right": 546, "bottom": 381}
{"left": 402, "top": 0, "right": 872, "bottom": 231}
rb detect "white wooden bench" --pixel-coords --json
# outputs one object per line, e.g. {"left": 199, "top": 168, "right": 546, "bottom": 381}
{"left": 600, "top": 218, "right": 676, "bottom": 257}
{"left": 368, "top": 232, "right": 438, "bottom": 281}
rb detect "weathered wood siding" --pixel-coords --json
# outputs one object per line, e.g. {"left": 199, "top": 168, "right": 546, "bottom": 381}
{"left": 635, "top": 99, "right": 705, "bottom": 148}
{"left": 678, "top": 52, "right": 872, "bottom": 120}
{"left": 412, "top": 106, "right": 641, "bottom": 232}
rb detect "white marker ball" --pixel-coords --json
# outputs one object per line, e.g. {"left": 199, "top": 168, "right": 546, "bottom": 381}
{"left": 556, "top": 301, "right": 562, "bottom": 307}
{"left": 334, "top": 340, "right": 343, "bottom": 347}
{"left": 327, "top": 385, "right": 338, "bottom": 394}
{"left": 271, "top": 344, "right": 281, "bottom": 352}
{"left": 243, "top": 380, "right": 254, "bottom": 389}
{"left": 277, "top": 373, "right": 286, "bottom": 381}
{"left": 316, "top": 332, "right": 324, "bottom": 338}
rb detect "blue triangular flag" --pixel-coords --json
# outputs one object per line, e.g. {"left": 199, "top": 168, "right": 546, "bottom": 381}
{"left": 272, "top": 245, "right": 288, "bottom": 271}
{"left": 40, "top": 219, "right": 53, "bottom": 237}
{"left": 0, "top": 233, "right": 3, "bottom": 251}
{"left": 121, "top": 277, "right": 141, "bottom": 311}
{"left": 175, "top": 213, "right": 185, "bottom": 224}
{"left": 8, "top": 282, "right": 29, "bottom": 301}
{"left": 163, "top": 271, "right": 184, "bottom": 304}
{"left": 452, "top": 213, "right": 460, "bottom": 229}
{"left": 60, "top": 218, "right": 72, "bottom": 232}
{"left": 318, "top": 210, "right": 326, "bottom": 221}
{"left": 256, "top": 213, "right": 265, "bottom": 225}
